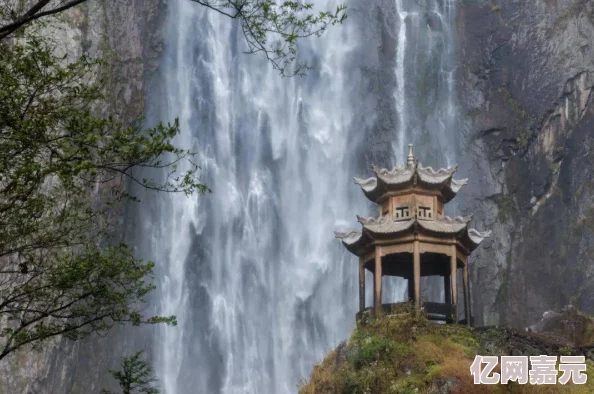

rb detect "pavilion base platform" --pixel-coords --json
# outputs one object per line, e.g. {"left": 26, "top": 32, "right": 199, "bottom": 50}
{"left": 355, "top": 302, "right": 468, "bottom": 326}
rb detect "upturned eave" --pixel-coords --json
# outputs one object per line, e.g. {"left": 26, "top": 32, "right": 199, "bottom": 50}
{"left": 335, "top": 215, "right": 491, "bottom": 257}
{"left": 354, "top": 162, "right": 467, "bottom": 204}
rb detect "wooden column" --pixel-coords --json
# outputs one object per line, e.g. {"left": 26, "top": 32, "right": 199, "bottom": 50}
{"left": 374, "top": 246, "right": 382, "bottom": 317}
{"left": 359, "top": 258, "right": 365, "bottom": 312}
{"left": 413, "top": 240, "right": 420, "bottom": 313}
{"left": 444, "top": 273, "right": 451, "bottom": 305}
{"left": 463, "top": 262, "right": 471, "bottom": 326}
{"left": 450, "top": 244, "right": 458, "bottom": 323}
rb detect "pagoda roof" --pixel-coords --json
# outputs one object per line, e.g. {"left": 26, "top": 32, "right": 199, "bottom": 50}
{"left": 353, "top": 163, "right": 468, "bottom": 203}
{"left": 335, "top": 215, "right": 491, "bottom": 257}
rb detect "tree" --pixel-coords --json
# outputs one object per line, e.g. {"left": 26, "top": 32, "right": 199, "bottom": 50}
{"left": 0, "top": 1, "right": 87, "bottom": 39}
{"left": 0, "top": 0, "right": 346, "bottom": 362}
{"left": 0, "top": 0, "right": 347, "bottom": 76}
{"left": 0, "top": 35, "right": 208, "bottom": 360}
{"left": 102, "top": 351, "right": 160, "bottom": 394}
{"left": 189, "top": 1, "right": 347, "bottom": 76}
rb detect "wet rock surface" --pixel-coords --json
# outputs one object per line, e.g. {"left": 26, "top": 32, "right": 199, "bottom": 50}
{"left": 455, "top": 0, "right": 594, "bottom": 328}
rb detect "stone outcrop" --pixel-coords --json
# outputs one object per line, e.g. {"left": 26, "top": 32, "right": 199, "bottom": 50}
{"left": 455, "top": 0, "right": 594, "bottom": 328}
{"left": 0, "top": 1, "right": 166, "bottom": 393}
{"left": 476, "top": 327, "right": 594, "bottom": 362}
{"left": 300, "top": 310, "right": 594, "bottom": 393}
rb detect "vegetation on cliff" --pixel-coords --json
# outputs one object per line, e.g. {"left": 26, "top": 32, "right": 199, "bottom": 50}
{"left": 0, "top": 33, "right": 208, "bottom": 360}
{"left": 0, "top": 0, "right": 347, "bottom": 376}
{"left": 300, "top": 308, "right": 594, "bottom": 394}
{"left": 102, "top": 351, "right": 161, "bottom": 394}
{"left": 1, "top": 0, "right": 346, "bottom": 76}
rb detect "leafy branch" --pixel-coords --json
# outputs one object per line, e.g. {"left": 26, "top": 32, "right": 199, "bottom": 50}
{"left": 0, "top": 34, "right": 205, "bottom": 359}
{"left": 190, "top": 1, "right": 347, "bottom": 76}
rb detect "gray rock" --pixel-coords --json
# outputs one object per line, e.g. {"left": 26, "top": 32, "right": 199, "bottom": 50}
{"left": 0, "top": 1, "right": 166, "bottom": 393}
{"left": 456, "top": 0, "right": 594, "bottom": 329}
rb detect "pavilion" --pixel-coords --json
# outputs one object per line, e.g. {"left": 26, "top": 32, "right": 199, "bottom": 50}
{"left": 335, "top": 145, "right": 490, "bottom": 324}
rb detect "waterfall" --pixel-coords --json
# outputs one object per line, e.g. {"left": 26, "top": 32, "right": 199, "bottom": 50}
{"left": 139, "top": 1, "right": 362, "bottom": 393}
{"left": 392, "top": 0, "right": 459, "bottom": 167}
{"left": 136, "top": 0, "right": 461, "bottom": 393}
{"left": 394, "top": 0, "right": 409, "bottom": 160}
{"left": 391, "top": 0, "right": 461, "bottom": 303}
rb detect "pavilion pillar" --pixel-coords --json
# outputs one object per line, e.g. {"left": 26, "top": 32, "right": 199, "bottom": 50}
{"left": 407, "top": 278, "right": 414, "bottom": 302}
{"left": 413, "top": 240, "right": 421, "bottom": 313}
{"left": 444, "top": 273, "right": 451, "bottom": 305}
{"left": 374, "top": 246, "right": 382, "bottom": 317}
{"left": 450, "top": 244, "right": 458, "bottom": 323}
{"left": 463, "top": 262, "right": 471, "bottom": 326}
{"left": 359, "top": 258, "right": 365, "bottom": 312}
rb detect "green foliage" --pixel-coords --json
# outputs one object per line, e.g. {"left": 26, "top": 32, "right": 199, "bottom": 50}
{"left": 0, "top": 34, "right": 207, "bottom": 360}
{"left": 0, "top": 0, "right": 347, "bottom": 365}
{"left": 443, "top": 325, "right": 480, "bottom": 356}
{"left": 102, "top": 351, "right": 160, "bottom": 394}
{"left": 303, "top": 311, "right": 594, "bottom": 393}
{"left": 518, "top": 129, "right": 535, "bottom": 147}
{"left": 1, "top": 1, "right": 346, "bottom": 77}
{"left": 191, "top": 0, "right": 347, "bottom": 76}
{"left": 301, "top": 313, "right": 490, "bottom": 394}
{"left": 350, "top": 331, "right": 411, "bottom": 369}
{"left": 490, "top": 194, "right": 516, "bottom": 223}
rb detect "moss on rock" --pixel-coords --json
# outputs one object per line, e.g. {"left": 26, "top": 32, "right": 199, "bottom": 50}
{"left": 300, "top": 310, "right": 594, "bottom": 394}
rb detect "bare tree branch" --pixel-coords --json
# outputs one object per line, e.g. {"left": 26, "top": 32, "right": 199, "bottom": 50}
{"left": 0, "top": 0, "right": 88, "bottom": 39}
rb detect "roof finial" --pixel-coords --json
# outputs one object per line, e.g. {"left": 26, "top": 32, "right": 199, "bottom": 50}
{"left": 407, "top": 144, "right": 415, "bottom": 168}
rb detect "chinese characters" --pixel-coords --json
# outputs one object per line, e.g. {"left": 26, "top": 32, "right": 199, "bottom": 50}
{"left": 470, "top": 355, "right": 587, "bottom": 385}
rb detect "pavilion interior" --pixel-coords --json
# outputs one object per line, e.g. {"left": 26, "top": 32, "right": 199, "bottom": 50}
{"left": 361, "top": 252, "right": 469, "bottom": 323}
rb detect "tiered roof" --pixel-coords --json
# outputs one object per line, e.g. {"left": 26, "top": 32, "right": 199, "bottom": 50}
{"left": 335, "top": 214, "right": 491, "bottom": 256}
{"left": 336, "top": 145, "right": 490, "bottom": 256}
{"left": 354, "top": 164, "right": 468, "bottom": 203}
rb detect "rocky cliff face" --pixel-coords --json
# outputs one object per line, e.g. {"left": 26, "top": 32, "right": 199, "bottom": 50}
{"left": 3, "top": 0, "right": 594, "bottom": 392}
{"left": 345, "top": 0, "right": 594, "bottom": 329}
{"left": 0, "top": 1, "right": 166, "bottom": 393}
{"left": 456, "top": 0, "right": 594, "bottom": 327}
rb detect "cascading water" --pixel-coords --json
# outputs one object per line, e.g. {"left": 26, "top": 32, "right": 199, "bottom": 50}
{"left": 394, "top": 0, "right": 411, "bottom": 159}
{"left": 136, "top": 0, "right": 462, "bottom": 393}
{"left": 139, "top": 1, "right": 363, "bottom": 393}
{"left": 392, "top": 0, "right": 459, "bottom": 166}
{"left": 388, "top": 0, "right": 461, "bottom": 303}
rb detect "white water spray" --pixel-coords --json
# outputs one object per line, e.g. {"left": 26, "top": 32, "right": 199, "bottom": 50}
{"left": 136, "top": 1, "right": 461, "bottom": 392}
{"left": 394, "top": 0, "right": 409, "bottom": 161}
{"left": 141, "top": 1, "right": 362, "bottom": 393}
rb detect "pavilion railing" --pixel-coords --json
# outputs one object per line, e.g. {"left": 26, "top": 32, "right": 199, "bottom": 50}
{"left": 356, "top": 301, "right": 466, "bottom": 325}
